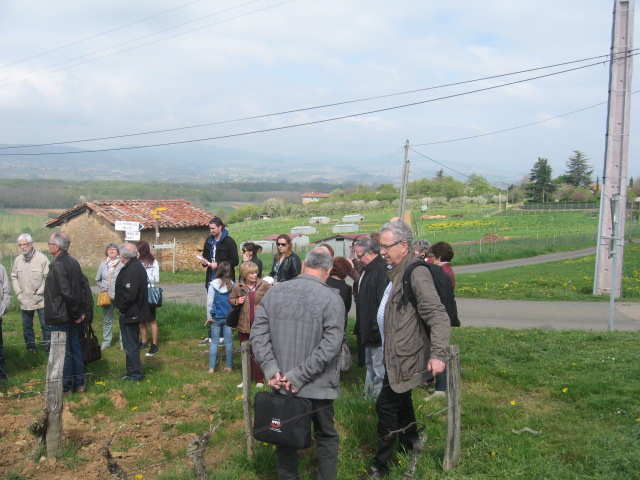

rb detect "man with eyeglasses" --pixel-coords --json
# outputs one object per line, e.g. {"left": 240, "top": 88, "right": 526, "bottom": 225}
{"left": 353, "top": 236, "right": 388, "bottom": 399}
{"left": 360, "top": 220, "right": 450, "bottom": 480}
{"left": 11, "top": 233, "right": 51, "bottom": 353}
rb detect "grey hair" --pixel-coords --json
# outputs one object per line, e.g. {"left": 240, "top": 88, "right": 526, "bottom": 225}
{"left": 304, "top": 248, "right": 334, "bottom": 271}
{"left": 412, "top": 239, "right": 431, "bottom": 255}
{"left": 50, "top": 232, "right": 71, "bottom": 251}
{"left": 354, "top": 237, "right": 381, "bottom": 255}
{"left": 380, "top": 220, "right": 413, "bottom": 247}
{"left": 105, "top": 242, "right": 119, "bottom": 255}
{"left": 119, "top": 243, "right": 138, "bottom": 259}
{"left": 18, "top": 233, "right": 33, "bottom": 243}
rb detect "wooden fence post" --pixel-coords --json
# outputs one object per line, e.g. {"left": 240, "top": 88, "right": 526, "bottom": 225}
{"left": 46, "top": 331, "right": 66, "bottom": 458}
{"left": 443, "top": 344, "right": 461, "bottom": 471}
{"left": 240, "top": 341, "right": 254, "bottom": 458}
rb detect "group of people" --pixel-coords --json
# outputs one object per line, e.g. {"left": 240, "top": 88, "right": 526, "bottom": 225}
{"left": 0, "top": 232, "right": 162, "bottom": 390}
{"left": 245, "top": 219, "right": 455, "bottom": 479}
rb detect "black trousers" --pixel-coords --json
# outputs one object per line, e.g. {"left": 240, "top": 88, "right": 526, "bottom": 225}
{"left": 276, "top": 398, "right": 338, "bottom": 480}
{"left": 373, "top": 374, "right": 419, "bottom": 473}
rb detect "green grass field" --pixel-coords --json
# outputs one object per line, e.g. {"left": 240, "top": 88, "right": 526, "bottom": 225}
{"left": 0, "top": 307, "right": 637, "bottom": 479}
{"left": 457, "top": 241, "right": 640, "bottom": 301}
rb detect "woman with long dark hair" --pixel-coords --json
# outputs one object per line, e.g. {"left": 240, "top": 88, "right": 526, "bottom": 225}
{"left": 241, "top": 242, "right": 263, "bottom": 277}
{"left": 136, "top": 240, "right": 159, "bottom": 356}
{"left": 268, "top": 234, "right": 301, "bottom": 282}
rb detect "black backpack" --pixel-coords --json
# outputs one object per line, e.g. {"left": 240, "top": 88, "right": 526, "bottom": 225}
{"left": 397, "top": 260, "right": 460, "bottom": 327}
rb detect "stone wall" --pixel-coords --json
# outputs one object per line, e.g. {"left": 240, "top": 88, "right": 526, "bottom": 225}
{"left": 53, "top": 210, "right": 212, "bottom": 271}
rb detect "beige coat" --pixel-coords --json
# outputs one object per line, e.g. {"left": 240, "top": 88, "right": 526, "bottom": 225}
{"left": 229, "top": 278, "right": 271, "bottom": 334}
{"left": 383, "top": 257, "right": 451, "bottom": 394}
{"left": 11, "top": 251, "right": 49, "bottom": 311}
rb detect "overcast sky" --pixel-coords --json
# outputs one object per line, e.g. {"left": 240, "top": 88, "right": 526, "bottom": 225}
{"left": 0, "top": 0, "right": 638, "bottom": 184}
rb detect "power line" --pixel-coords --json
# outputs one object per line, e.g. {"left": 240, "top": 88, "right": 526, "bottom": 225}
{"left": 0, "top": 57, "right": 621, "bottom": 157}
{"left": 0, "top": 0, "right": 294, "bottom": 88}
{"left": 0, "top": 0, "right": 207, "bottom": 70}
{"left": 0, "top": 52, "right": 616, "bottom": 150}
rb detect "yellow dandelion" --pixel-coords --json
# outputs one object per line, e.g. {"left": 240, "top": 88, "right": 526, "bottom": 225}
{"left": 510, "top": 400, "right": 516, "bottom": 405}
{"left": 95, "top": 381, "right": 106, "bottom": 386}
{"left": 135, "top": 475, "right": 143, "bottom": 479}
{"left": 131, "top": 406, "right": 138, "bottom": 411}
{"left": 491, "top": 451, "right": 497, "bottom": 456}
{"left": 562, "top": 388, "right": 569, "bottom": 393}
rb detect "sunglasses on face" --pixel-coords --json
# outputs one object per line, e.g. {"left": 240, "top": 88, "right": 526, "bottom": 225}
{"left": 277, "top": 243, "right": 288, "bottom": 247}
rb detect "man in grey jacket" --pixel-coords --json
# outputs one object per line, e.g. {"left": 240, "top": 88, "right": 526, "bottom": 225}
{"left": 251, "top": 248, "right": 345, "bottom": 480}
{"left": 12, "top": 233, "right": 50, "bottom": 353}
{"left": 360, "top": 220, "right": 451, "bottom": 479}
{"left": 0, "top": 263, "right": 13, "bottom": 382}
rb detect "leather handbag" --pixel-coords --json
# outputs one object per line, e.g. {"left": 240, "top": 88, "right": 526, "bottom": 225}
{"left": 253, "top": 389, "right": 312, "bottom": 450}
{"left": 148, "top": 285, "right": 163, "bottom": 308}
{"left": 226, "top": 287, "right": 246, "bottom": 328}
{"left": 80, "top": 324, "right": 102, "bottom": 363}
{"left": 97, "top": 290, "right": 111, "bottom": 307}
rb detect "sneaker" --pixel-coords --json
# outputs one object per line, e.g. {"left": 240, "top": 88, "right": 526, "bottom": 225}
{"left": 146, "top": 344, "right": 159, "bottom": 357}
{"left": 208, "top": 368, "right": 215, "bottom": 374}
{"left": 424, "top": 391, "right": 446, "bottom": 402}
{"left": 223, "top": 367, "right": 233, "bottom": 372}
{"left": 198, "top": 338, "right": 211, "bottom": 346}
{"left": 218, "top": 337, "right": 224, "bottom": 345}
{"left": 140, "top": 342, "right": 149, "bottom": 350}
{"left": 255, "top": 382, "right": 264, "bottom": 388}
{"left": 237, "top": 383, "right": 243, "bottom": 388}
{"left": 115, "top": 375, "right": 131, "bottom": 381}
{"left": 74, "top": 386, "right": 86, "bottom": 394}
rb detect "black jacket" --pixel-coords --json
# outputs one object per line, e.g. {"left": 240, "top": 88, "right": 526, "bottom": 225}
{"left": 270, "top": 252, "right": 302, "bottom": 282}
{"left": 44, "top": 252, "right": 85, "bottom": 326}
{"left": 202, "top": 230, "right": 239, "bottom": 284}
{"left": 114, "top": 257, "right": 150, "bottom": 324}
{"left": 355, "top": 254, "right": 389, "bottom": 366}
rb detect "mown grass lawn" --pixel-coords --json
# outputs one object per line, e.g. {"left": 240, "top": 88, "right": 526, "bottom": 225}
{"left": 0, "top": 302, "right": 638, "bottom": 479}
{"left": 457, "top": 242, "right": 640, "bottom": 301}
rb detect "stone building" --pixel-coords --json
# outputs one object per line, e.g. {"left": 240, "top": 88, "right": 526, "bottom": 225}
{"left": 45, "top": 199, "right": 214, "bottom": 271}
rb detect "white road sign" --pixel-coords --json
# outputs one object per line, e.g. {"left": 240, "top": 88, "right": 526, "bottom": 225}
{"left": 153, "top": 244, "right": 174, "bottom": 249}
{"left": 115, "top": 221, "right": 144, "bottom": 231}
{"left": 125, "top": 231, "right": 141, "bottom": 241}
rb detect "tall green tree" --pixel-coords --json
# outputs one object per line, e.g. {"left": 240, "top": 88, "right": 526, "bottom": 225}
{"left": 527, "top": 157, "right": 555, "bottom": 203}
{"left": 564, "top": 150, "right": 593, "bottom": 187}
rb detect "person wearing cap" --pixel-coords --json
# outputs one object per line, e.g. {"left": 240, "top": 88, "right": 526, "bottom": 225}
{"left": 200, "top": 217, "right": 239, "bottom": 288}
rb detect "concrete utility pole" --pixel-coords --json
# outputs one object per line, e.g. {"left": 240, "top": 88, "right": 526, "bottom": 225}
{"left": 398, "top": 140, "right": 410, "bottom": 221}
{"left": 594, "top": 0, "right": 634, "bottom": 297}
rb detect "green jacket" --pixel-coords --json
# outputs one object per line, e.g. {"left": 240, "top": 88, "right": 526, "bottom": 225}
{"left": 383, "top": 257, "right": 451, "bottom": 394}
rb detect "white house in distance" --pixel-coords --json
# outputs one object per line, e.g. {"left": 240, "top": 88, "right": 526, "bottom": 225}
{"left": 342, "top": 214, "right": 364, "bottom": 222}
{"left": 309, "top": 216, "right": 330, "bottom": 224}
{"left": 262, "top": 233, "right": 310, "bottom": 253}
{"left": 291, "top": 226, "right": 317, "bottom": 235}
{"left": 302, "top": 192, "right": 329, "bottom": 205}
{"left": 332, "top": 224, "right": 360, "bottom": 234}
{"left": 314, "top": 233, "right": 368, "bottom": 257}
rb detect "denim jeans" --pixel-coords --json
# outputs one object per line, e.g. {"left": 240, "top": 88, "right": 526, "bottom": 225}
{"left": 120, "top": 316, "right": 144, "bottom": 381}
{"left": 364, "top": 345, "right": 385, "bottom": 398}
{"left": 276, "top": 399, "right": 338, "bottom": 480}
{"left": 209, "top": 318, "right": 232, "bottom": 370}
{"left": 21, "top": 308, "right": 51, "bottom": 352}
{"left": 50, "top": 321, "right": 85, "bottom": 393}
{"left": 0, "top": 317, "right": 6, "bottom": 381}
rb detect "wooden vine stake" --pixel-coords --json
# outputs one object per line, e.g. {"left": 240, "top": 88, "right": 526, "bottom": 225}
{"left": 443, "top": 344, "right": 461, "bottom": 471}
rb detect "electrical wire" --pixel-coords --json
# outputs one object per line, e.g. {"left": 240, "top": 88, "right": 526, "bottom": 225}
{"left": 0, "top": 52, "right": 619, "bottom": 150}
{"left": 0, "top": 0, "right": 207, "bottom": 70}
{"left": 0, "top": 0, "right": 294, "bottom": 88}
{"left": 0, "top": 56, "right": 625, "bottom": 157}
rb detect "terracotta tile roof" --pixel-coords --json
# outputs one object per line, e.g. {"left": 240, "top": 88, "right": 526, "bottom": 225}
{"left": 302, "top": 192, "right": 329, "bottom": 198}
{"left": 45, "top": 199, "right": 214, "bottom": 230}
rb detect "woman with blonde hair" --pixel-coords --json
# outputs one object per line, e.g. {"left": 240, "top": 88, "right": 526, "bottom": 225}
{"left": 269, "top": 234, "right": 301, "bottom": 283}
{"left": 229, "top": 262, "right": 271, "bottom": 388}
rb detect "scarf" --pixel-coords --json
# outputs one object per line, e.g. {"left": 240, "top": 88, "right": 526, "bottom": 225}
{"left": 385, "top": 248, "right": 416, "bottom": 284}
{"left": 107, "top": 258, "right": 120, "bottom": 275}
{"left": 23, "top": 247, "right": 36, "bottom": 262}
